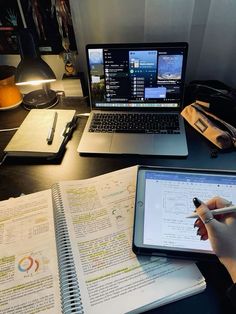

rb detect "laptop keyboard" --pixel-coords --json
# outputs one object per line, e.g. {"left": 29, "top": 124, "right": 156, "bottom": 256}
{"left": 89, "top": 113, "right": 180, "bottom": 134}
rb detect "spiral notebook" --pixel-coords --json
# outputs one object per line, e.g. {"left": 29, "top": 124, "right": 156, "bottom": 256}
{"left": 0, "top": 166, "right": 205, "bottom": 313}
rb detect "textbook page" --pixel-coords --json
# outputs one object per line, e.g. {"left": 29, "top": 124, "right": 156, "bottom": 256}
{"left": 0, "top": 190, "right": 61, "bottom": 314}
{"left": 58, "top": 166, "right": 205, "bottom": 314}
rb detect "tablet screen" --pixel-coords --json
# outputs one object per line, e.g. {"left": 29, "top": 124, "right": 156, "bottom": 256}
{"left": 133, "top": 167, "right": 236, "bottom": 259}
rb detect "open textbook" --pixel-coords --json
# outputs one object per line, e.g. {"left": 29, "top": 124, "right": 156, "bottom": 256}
{"left": 0, "top": 166, "right": 206, "bottom": 314}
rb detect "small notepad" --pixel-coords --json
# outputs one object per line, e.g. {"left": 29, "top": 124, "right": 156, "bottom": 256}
{"left": 4, "top": 109, "right": 76, "bottom": 158}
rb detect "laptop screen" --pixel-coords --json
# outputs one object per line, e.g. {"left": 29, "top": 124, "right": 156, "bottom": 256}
{"left": 86, "top": 42, "right": 188, "bottom": 110}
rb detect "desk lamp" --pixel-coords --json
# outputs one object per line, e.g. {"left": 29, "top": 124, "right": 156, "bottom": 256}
{"left": 15, "top": 29, "right": 58, "bottom": 110}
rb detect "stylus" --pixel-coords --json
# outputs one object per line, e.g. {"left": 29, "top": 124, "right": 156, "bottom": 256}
{"left": 186, "top": 205, "right": 236, "bottom": 218}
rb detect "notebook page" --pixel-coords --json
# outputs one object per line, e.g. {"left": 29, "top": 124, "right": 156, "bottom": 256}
{"left": 0, "top": 190, "right": 61, "bottom": 314}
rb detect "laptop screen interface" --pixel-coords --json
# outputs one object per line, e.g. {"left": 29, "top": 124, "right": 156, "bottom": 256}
{"left": 87, "top": 44, "right": 187, "bottom": 109}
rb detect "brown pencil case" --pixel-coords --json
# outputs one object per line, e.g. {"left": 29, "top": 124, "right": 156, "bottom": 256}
{"left": 181, "top": 101, "right": 236, "bottom": 149}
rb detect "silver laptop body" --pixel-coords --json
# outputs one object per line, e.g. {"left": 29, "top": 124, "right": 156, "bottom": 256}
{"left": 78, "top": 42, "right": 188, "bottom": 156}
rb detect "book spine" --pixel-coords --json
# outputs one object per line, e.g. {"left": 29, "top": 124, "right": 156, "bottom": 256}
{"left": 52, "top": 184, "right": 84, "bottom": 314}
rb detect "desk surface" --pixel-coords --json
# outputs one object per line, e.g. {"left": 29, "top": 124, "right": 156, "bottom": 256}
{"left": 0, "top": 96, "right": 236, "bottom": 314}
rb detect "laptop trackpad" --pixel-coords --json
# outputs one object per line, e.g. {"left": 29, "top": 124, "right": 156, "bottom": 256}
{"left": 110, "top": 134, "right": 154, "bottom": 154}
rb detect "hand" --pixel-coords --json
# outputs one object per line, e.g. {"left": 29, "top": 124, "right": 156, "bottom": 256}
{"left": 194, "top": 196, "right": 236, "bottom": 283}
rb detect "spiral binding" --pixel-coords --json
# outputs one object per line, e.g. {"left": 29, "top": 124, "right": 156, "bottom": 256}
{"left": 52, "top": 184, "right": 84, "bottom": 314}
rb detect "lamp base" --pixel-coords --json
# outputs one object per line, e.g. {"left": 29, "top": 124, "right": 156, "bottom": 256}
{"left": 23, "top": 89, "right": 58, "bottom": 110}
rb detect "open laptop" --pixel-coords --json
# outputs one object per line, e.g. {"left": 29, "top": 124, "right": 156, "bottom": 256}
{"left": 78, "top": 42, "right": 188, "bottom": 156}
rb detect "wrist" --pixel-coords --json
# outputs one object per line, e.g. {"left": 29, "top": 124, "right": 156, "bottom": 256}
{"left": 223, "top": 260, "right": 236, "bottom": 283}
{"left": 229, "top": 269, "right": 236, "bottom": 283}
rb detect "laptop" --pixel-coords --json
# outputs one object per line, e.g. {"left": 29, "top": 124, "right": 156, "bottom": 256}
{"left": 78, "top": 42, "right": 188, "bottom": 156}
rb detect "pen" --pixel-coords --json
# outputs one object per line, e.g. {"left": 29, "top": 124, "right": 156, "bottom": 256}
{"left": 47, "top": 112, "right": 58, "bottom": 144}
{"left": 186, "top": 204, "right": 236, "bottom": 218}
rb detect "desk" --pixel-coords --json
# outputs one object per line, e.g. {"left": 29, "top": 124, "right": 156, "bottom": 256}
{"left": 0, "top": 96, "right": 236, "bottom": 314}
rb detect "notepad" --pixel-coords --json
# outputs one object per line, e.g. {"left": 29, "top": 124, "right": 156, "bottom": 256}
{"left": 4, "top": 109, "right": 76, "bottom": 158}
{"left": 0, "top": 166, "right": 206, "bottom": 313}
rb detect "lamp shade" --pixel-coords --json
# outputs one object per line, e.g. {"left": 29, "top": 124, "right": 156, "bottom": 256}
{"left": 15, "top": 29, "right": 58, "bottom": 109}
{"left": 15, "top": 57, "right": 56, "bottom": 85}
{"left": 15, "top": 29, "right": 56, "bottom": 85}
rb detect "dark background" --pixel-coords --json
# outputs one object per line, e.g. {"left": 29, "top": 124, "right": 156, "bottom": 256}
{"left": 0, "top": 0, "right": 77, "bottom": 54}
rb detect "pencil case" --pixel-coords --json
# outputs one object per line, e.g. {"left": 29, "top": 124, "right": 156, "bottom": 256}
{"left": 181, "top": 101, "right": 236, "bottom": 149}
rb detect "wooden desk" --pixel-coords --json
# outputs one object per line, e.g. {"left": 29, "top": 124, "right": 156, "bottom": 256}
{"left": 0, "top": 96, "right": 236, "bottom": 314}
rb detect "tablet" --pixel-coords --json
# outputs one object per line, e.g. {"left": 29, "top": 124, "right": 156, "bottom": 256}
{"left": 133, "top": 166, "right": 236, "bottom": 260}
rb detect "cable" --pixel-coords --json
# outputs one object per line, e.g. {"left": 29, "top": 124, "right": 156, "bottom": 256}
{"left": 0, "top": 128, "right": 19, "bottom": 132}
{"left": 76, "top": 113, "right": 90, "bottom": 117}
{"left": 0, "top": 154, "right": 7, "bottom": 166}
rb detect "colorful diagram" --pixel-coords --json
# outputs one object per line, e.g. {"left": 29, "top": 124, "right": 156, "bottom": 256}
{"left": 18, "top": 256, "right": 39, "bottom": 273}
{"left": 16, "top": 249, "right": 51, "bottom": 280}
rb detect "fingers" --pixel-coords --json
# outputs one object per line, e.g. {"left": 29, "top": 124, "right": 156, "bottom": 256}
{"left": 205, "top": 196, "right": 232, "bottom": 210}
{"left": 194, "top": 198, "right": 219, "bottom": 232}
{"left": 197, "top": 196, "right": 234, "bottom": 224}
{"left": 194, "top": 198, "right": 214, "bottom": 222}
{"left": 193, "top": 198, "right": 209, "bottom": 240}
{"left": 193, "top": 197, "right": 234, "bottom": 247}
{"left": 194, "top": 218, "right": 208, "bottom": 240}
